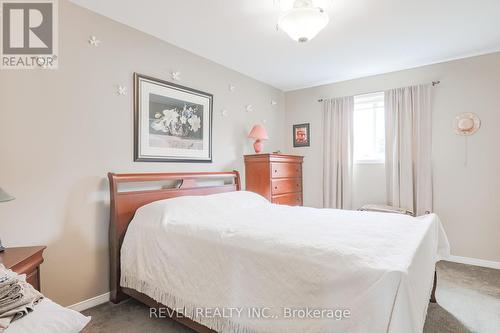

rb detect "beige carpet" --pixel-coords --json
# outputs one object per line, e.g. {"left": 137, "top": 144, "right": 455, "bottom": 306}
{"left": 82, "top": 261, "right": 500, "bottom": 333}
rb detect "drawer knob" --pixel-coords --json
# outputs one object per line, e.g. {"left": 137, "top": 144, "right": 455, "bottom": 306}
{"left": 274, "top": 169, "right": 277, "bottom": 173}
{"left": 274, "top": 186, "right": 278, "bottom": 189}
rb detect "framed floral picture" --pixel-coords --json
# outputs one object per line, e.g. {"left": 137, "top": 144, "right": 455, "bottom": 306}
{"left": 293, "top": 123, "right": 310, "bottom": 147}
{"left": 134, "top": 73, "right": 213, "bottom": 162}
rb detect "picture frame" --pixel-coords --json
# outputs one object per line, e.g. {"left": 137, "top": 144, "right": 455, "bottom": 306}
{"left": 134, "top": 73, "right": 213, "bottom": 162}
{"left": 293, "top": 123, "right": 310, "bottom": 147}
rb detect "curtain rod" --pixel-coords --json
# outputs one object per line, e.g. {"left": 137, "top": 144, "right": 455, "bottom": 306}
{"left": 317, "top": 81, "right": 441, "bottom": 102}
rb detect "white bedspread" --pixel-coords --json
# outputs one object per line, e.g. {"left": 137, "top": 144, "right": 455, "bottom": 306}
{"left": 121, "top": 191, "right": 450, "bottom": 333}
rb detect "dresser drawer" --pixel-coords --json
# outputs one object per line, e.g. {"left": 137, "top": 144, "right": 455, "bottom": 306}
{"left": 271, "top": 163, "right": 301, "bottom": 179}
{"left": 271, "top": 178, "right": 302, "bottom": 195}
{"left": 272, "top": 192, "right": 302, "bottom": 206}
{"left": 245, "top": 154, "right": 303, "bottom": 203}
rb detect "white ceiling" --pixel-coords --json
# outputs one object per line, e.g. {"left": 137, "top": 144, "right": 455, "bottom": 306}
{"left": 71, "top": 0, "right": 500, "bottom": 91}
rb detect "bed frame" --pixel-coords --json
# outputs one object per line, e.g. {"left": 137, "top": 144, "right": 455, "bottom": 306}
{"left": 107, "top": 170, "right": 437, "bottom": 333}
{"left": 108, "top": 171, "right": 241, "bottom": 333}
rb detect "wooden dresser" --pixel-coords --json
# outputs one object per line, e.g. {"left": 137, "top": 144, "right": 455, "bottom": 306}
{"left": 244, "top": 153, "right": 304, "bottom": 206}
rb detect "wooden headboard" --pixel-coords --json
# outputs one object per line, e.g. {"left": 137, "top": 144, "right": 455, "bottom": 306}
{"left": 107, "top": 171, "right": 241, "bottom": 303}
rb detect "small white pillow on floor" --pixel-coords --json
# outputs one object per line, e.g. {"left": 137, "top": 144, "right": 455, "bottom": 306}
{"left": 5, "top": 298, "right": 90, "bottom": 333}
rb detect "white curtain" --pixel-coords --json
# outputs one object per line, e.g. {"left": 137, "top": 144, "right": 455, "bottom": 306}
{"left": 385, "top": 84, "right": 432, "bottom": 216}
{"left": 323, "top": 96, "right": 354, "bottom": 209}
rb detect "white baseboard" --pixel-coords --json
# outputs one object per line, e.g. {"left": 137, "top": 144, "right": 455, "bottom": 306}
{"left": 67, "top": 292, "right": 110, "bottom": 312}
{"left": 447, "top": 255, "right": 500, "bottom": 270}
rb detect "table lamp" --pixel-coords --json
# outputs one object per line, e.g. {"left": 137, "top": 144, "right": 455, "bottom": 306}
{"left": 248, "top": 124, "right": 269, "bottom": 153}
{"left": 0, "top": 187, "right": 14, "bottom": 252}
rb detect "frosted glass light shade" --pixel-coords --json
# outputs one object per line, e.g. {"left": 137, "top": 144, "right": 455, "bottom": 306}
{"left": 278, "top": 6, "right": 329, "bottom": 42}
{"left": 278, "top": 0, "right": 331, "bottom": 11}
{"left": 0, "top": 187, "right": 14, "bottom": 202}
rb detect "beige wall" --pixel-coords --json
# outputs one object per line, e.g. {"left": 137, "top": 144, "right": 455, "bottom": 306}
{"left": 0, "top": 1, "right": 285, "bottom": 306}
{"left": 285, "top": 52, "right": 500, "bottom": 262}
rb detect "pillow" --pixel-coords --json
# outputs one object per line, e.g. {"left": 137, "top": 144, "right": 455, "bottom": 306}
{"left": 205, "top": 190, "right": 269, "bottom": 206}
{"left": 138, "top": 190, "right": 269, "bottom": 215}
{"left": 130, "top": 190, "right": 270, "bottom": 231}
{"left": 6, "top": 298, "right": 90, "bottom": 333}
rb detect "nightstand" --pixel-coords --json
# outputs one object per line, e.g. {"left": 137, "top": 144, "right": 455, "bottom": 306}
{"left": 0, "top": 246, "right": 46, "bottom": 291}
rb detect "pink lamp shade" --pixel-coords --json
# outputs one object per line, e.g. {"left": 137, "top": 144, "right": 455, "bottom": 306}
{"left": 248, "top": 124, "right": 269, "bottom": 153}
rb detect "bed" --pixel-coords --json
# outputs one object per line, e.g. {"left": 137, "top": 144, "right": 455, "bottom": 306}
{"left": 108, "top": 171, "right": 450, "bottom": 333}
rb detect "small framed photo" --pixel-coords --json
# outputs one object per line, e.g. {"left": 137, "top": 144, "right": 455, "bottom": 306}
{"left": 134, "top": 73, "right": 213, "bottom": 162}
{"left": 293, "top": 123, "right": 310, "bottom": 147}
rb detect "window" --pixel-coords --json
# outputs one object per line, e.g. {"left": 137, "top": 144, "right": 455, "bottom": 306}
{"left": 353, "top": 92, "right": 385, "bottom": 163}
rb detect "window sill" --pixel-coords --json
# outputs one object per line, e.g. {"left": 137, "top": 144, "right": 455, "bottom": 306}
{"left": 354, "top": 160, "right": 385, "bottom": 165}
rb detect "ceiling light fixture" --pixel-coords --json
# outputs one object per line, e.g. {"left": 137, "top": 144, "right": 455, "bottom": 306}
{"left": 278, "top": 0, "right": 329, "bottom": 43}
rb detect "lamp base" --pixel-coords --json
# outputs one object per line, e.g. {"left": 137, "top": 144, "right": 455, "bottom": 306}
{"left": 253, "top": 140, "right": 264, "bottom": 153}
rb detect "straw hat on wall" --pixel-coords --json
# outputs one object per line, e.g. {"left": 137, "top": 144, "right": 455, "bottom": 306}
{"left": 454, "top": 112, "right": 481, "bottom": 136}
